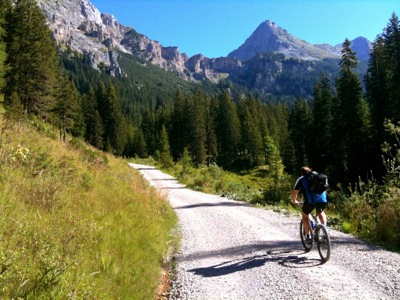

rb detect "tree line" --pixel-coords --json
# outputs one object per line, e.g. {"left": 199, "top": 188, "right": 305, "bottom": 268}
{"left": 0, "top": 0, "right": 399, "bottom": 190}
{"left": 136, "top": 87, "right": 289, "bottom": 170}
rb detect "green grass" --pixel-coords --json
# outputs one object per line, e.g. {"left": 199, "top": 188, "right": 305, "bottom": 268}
{"left": 0, "top": 115, "right": 177, "bottom": 299}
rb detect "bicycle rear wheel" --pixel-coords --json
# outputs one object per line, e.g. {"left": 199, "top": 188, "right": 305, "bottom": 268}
{"left": 316, "top": 225, "right": 331, "bottom": 262}
{"left": 300, "top": 220, "right": 313, "bottom": 252}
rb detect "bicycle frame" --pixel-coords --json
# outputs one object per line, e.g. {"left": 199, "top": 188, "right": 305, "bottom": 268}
{"left": 297, "top": 202, "right": 331, "bottom": 262}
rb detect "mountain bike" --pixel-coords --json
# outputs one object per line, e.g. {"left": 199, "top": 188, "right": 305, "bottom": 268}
{"left": 298, "top": 203, "right": 331, "bottom": 262}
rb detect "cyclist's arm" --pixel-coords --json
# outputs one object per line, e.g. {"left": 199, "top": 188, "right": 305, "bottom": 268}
{"left": 291, "top": 190, "right": 300, "bottom": 204}
{"left": 291, "top": 176, "right": 303, "bottom": 205}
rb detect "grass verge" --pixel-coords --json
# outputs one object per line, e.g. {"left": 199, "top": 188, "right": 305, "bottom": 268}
{"left": 0, "top": 115, "right": 177, "bottom": 299}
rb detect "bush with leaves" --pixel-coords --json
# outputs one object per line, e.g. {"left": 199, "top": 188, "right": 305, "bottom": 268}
{"left": 342, "top": 120, "right": 400, "bottom": 249}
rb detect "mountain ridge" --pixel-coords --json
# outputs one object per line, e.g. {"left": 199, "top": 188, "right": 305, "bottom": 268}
{"left": 36, "top": 0, "right": 371, "bottom": 98}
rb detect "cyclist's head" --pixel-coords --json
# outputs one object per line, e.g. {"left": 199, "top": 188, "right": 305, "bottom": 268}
{"left": 300, "top": 166, "right": 311, "bottom": 176}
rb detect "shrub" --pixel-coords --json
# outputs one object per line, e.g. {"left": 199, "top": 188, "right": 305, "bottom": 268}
{"left": 343, "top": 190, "right": 376, "bottom": 240}
{"left": 257, "top": 172, "right": 292, "bottom": 205}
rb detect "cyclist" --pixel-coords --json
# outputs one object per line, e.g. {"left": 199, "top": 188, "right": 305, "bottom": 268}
{"left": 291, "top": 166, "right": 327, "bottom": 244}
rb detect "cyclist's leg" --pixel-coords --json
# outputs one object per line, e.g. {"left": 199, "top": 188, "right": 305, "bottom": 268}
{"left": 302, "top": 202, "right": 314, "bottom": 234}
{"left": 316, "top": 203, "right": 327, "bottom": 225}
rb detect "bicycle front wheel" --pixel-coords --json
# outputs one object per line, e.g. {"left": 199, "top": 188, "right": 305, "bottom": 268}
{"left": 300, "top": 220, "right": 313, "bottom": 252}
{"left": 316, "top": 225, "right": 331, "bottom": 262}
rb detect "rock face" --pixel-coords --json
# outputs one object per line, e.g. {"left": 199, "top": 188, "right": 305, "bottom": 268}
{"left": 36, "top": 0, "right": 189, "bottom": 78}
{"left": 36, "top": 0, "right": 372, "bottom": 87}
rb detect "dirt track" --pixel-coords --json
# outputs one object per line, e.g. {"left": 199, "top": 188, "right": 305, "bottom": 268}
{"left": 130, "top": 164, "right": 400, "bottom": 300}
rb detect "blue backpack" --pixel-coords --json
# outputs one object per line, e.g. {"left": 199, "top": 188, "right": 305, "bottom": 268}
{"left": 302, "top": 171, "right": 328, "bottom": 204}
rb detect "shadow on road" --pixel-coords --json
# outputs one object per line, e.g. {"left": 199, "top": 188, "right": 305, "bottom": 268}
{"left": 184, "top": 240, "right": 325, "bottom": 278}
{"left": 182, "top": 241, "right": 297, "bottom": 261}
{"left": 135, "top": 167, "right": 158, "bottom": 170}
{"left": 188, "top": 246, "right": 323, "bottom": 277}
{"left": 328, "top": 235, "right": 383, "bottom": 252}
{"left": 174, "top": 201, "right": 251, "bottom": 209}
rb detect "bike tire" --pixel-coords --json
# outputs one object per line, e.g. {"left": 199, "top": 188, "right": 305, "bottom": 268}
{"left": 300, "top": 220, "right": 313, "bottom": 252}
{"left": 316, "top": 224, "right": 331, "bottom": 262}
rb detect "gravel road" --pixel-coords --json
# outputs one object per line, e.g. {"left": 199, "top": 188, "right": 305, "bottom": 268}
{"left": 130, "top": 164, "right": 400, "bottom": 300}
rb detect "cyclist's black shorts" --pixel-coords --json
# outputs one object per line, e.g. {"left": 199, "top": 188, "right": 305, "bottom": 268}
{"left": 302, "top": 202, "right": 326, "bottom": 215}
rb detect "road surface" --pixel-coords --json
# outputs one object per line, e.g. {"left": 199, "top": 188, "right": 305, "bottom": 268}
{"left": 130, "top": 163, "right": 400, "bottom": 300}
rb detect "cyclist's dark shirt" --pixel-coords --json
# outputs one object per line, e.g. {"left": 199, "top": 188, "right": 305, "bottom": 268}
{"left": 293, "top": 176, "right": 306, "bottom": 198}
{"left": 294, "top": 176, "right": 326, "bottom": 214}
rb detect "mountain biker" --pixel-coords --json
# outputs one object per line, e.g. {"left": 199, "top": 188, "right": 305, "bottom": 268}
{"left": 291, "top": 166, "right": 327, "bottom": 244}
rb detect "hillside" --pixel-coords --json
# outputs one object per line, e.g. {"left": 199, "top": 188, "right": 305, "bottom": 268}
{"left": 0, "top": 112, "right": 177, "bottom": 298}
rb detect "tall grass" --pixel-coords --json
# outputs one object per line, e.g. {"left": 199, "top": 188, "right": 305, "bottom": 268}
{"left": 0, "top": 115, "right": 177, "bottom": 299}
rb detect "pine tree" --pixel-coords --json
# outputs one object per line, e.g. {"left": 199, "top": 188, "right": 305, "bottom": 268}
{"left": 217, "top": 90, "right": 241, "bottom": 167}
{"left": 254, "top": 99, "right": 269, "bottom": 140}
{"left": 0, "top": 0, "right": 10, "bottom": 22}
{"left": 189, "top": 86, "right": 207, "bottom": 166}
{"left": 366, "top": 36, "right": 389, "bottom": 179}
{"left": 333, "top": 39, "right": 372, "bottom": 185}
{"left": 367, "top": 14, "right": 400, "bottom": 129}
{"left": 132, "top": 128, "right": 147, "bottom": 158}
{"left": 0, "top": 0, "right": 12, "bottom": 100}
{"left": 170, "top": 89, "right": 190, "bottom": 159}
{"left": 265, "top": 103, "right": 290, "bottom": 155}
{"left": 141, "top": 108, "right": 157, "bottom": 156}
{"left": 7, "top": 92, "right": 23, "bottom": 117}
{"left": 5, "top": 0, "right": 58, "bottom": 117}
{"left": 289, "top": 97, "right": 312, "bottom": 172}
{"left": 170, "top": 89, "right": 188, "bottom": 159}
{"left": 367, "top": 36, "right": 388, "bottom": 137}
{"left": 105, "top": 82, "right": 127, "bottom": 155}
{"left": 0, "top": 1, "right": 7, "bottom": 97}
{"left": 339, "top": 38, "right": 358, "bottom": 71}
{"left": 205, "top": 95, "right": 219, "bottom": 165}
{"left": 159, "top": 124, "right": 173, "bottom": 168}
{"left": 264, "top": 135, "right": 284, "bottom": 176}
{"left": 237, "top": 96, "right": 263, "bottom": 166}
{"left": 53, "top": 74, "right": 82, "bottom": 142}
{"left": 82, "top": 85, "right": 104, "bottom": 149}
{"left": 383, "top": 13, "right": 400, "bottom": 121}
{"left": 366, "top": 13, "right": 400, "bottom": 180}
{"left": 309, "top": 74, "right": 334, "bottom": 172}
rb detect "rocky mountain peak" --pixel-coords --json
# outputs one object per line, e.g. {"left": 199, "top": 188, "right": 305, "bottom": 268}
{"left": 80, "top": 0, "right": 102, "bottom": 23}
{"left": 350, "top": 36, "right": 373, "bottom": 62}
{"left": 228, "top": 20, "right": 372, "bottom": 62}
{"left": 228, "top": 19, "right": 341, "bottom": 61}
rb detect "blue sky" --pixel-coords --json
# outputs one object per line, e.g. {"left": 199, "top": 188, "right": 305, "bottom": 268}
{"left": 90, "top": 0, "right": 399, "bottom": 58}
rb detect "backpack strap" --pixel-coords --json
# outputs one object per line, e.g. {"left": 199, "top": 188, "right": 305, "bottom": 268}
{"left": 301, "top": 177, "right": 314, "bottom": 204}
